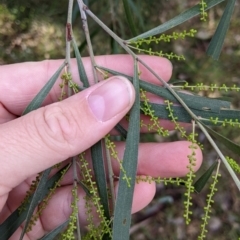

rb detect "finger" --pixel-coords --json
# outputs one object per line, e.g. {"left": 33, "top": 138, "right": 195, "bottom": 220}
{"left": 54, "top": 140, "right": 202, "bottom": 187}
{"left": 4, "top": 180, "right": 156, "bottom": 239}
{"left": 38, "top": 181, "right": 155, "bottom": 226}
{"left": 1, "top": 139, "right": 202, "bottom": 216}
{"left": 111, "top": 141, "right": 202, "bottom": 177}
{"left": 118, "top": 115, "right": 190, "bottom": 133}
{"left": 1, "top": 139, "right": 202, "bottom": 236}
{"left": 0, "top": 90, "right": 190, "bottom": 132}
{"left": 0, "top": 55, "right": 172, "bottom": 116}
{"left": 0, "top": 103, "right": 16, "bottom": 124}
{"left": 1, "top": 139, "right": 203, "bottom": 211}
{"left": 54, "top": 139, "right": 203, "bottom": 185}
{"left": 0, "top": 76, "right": 135, "bottom": 205}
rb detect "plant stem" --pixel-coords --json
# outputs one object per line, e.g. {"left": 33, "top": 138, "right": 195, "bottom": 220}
{"left": 66, "top": 0, "right": 74, "bottom": 97}
{"left": 104, "top": 137, "right": 115, "bottom": 212}
{"left": 73, "top": 156, "right": 82, "bottom": 240}
{"left": 85, "top": 7, "right": 136, "bottom": 56}
{"left": 77, "top": 0, "right": 98, "bottom": 85}
{"left": 67, "top": 0, "right": 74, "bottom": 24}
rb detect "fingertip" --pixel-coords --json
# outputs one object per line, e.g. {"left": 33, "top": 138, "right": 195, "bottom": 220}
{"left": 137, "top": 141, "right": 203, "bottom": 178}
{"left": 87, "top": 76, "right": 135, "bottom": 122}
{"left": 157, "top": 57, "right": 173, "bottom": 81}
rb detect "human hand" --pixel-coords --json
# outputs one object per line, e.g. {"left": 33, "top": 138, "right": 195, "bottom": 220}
{"left": 0, "top": 55, "right": 202, "bottom": 239}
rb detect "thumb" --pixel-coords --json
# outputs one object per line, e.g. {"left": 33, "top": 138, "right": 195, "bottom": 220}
{"left": 0, "top": 76, "right": 135, "bottom": 191}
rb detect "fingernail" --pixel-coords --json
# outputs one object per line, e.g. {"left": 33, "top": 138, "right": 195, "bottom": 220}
{"left": 88, "top": 77, "right": 134, "bottom": 122}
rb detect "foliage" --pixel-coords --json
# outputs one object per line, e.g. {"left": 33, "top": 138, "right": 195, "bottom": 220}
{"left": 0, "top": 0, "right": 240, "bottom": 239}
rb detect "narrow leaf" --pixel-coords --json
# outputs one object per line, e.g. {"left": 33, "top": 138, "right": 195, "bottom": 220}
{"left": 39, "top": 219, "right": 69, "bottom": 240}
{"left": 97, "top": 67, "right": 240, "bottom": 126}
{"left": 168, "top": 79, "right": 188, "bottom": 85}
{"left": 20, "top": 168, "right": 52, "bottom": 240}
{"left": 91, "top": 140, "right": 110, "bottom": 220}
{"left": 127, "top": 0, "right": 145, "bottom": 30}
{"left": 115, "top": 123, "right": 128, "bottom": 139}
{"left": 148, "top": 102, "right": 240, "bottom": 125}
{"left": 22, "top": 61, "right": 66, "bottom": 115}
{"left": 0, "top": 165, "right": 70, "bottom": 240}
{"left": 140, "top": 80, "right": 231, "bottom": 112}
{"left": 198, "top": 121, "right": 240, "bottom": 191}
{"left": 207, "top": 0, "right": 236, "bottom": 59}
{"left": 77, "top": 180, "right": 92, "bottom": 197}
{"left": 201, "top": 122, "right": 240, "bottom": 155}
{"left": 128, "top": 0, "right": 225, "bottom": 42}
{"left": 97, "top": 66, "right": 231, "bottom": 112}
{"left": 122, "top": 0, "right": 138, "bottom": 36}
{"left": 96, "top": 66, "right": 240, "bottom": 127}
{"left": 194, "top": 161, "right": 218, "bottom": 193}
{"left": 72, "top": 36, "right": 90, "bottom": 87}
{"left": 112, "top": 59, "right": 140, "bottom": 239}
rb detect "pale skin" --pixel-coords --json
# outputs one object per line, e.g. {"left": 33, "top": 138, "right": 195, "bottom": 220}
{"left": 0, "top": 55, "right": 202, "bottom": 239}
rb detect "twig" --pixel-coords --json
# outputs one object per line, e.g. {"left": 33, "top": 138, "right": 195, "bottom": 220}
{"left": 104, "top": 137, "right": 115, "bottom": 212}
{"left": 73, "top": 156, "right": 82, "bottom": 240}
{"left": 66, "top": 0, "right": 74, "bottom": 97}
{"left": 77, "top": 0, "right": 98, "bottom": 85}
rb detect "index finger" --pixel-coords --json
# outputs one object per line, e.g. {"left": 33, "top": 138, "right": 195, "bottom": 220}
{"left": 0, "top": 55, "right": 172, "bottom": 116}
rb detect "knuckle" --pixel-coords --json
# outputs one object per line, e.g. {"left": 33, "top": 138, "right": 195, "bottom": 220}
{"left": 40, "top": 104, "right": 80, "bottom": 149}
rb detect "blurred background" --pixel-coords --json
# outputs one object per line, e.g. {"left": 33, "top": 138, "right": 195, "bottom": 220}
{"left": 0, "top": 0, "right": 240, "bottom": 239}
